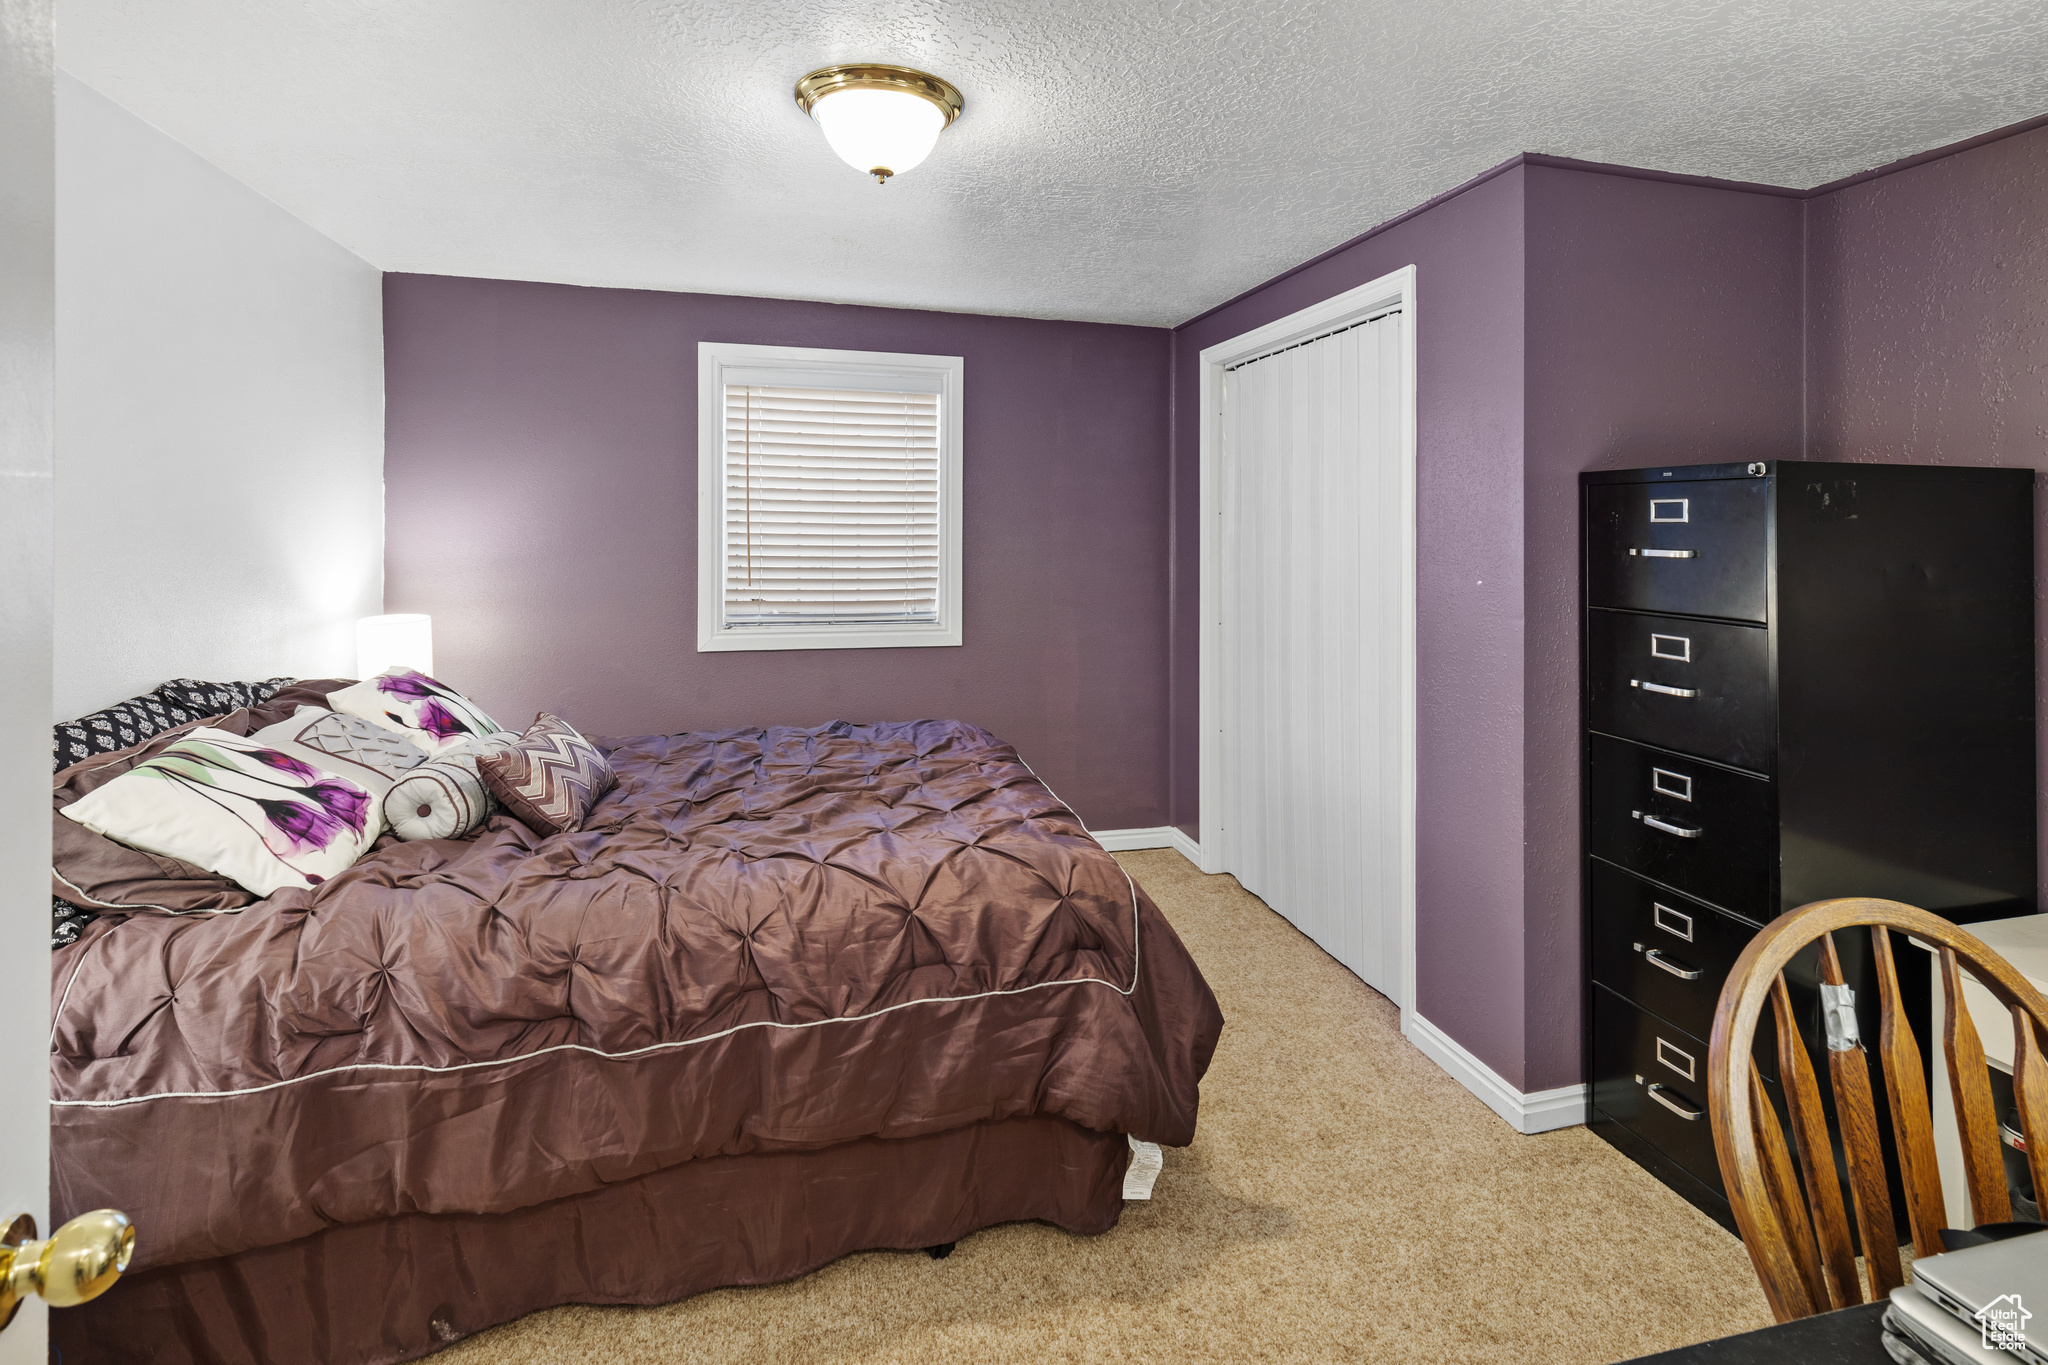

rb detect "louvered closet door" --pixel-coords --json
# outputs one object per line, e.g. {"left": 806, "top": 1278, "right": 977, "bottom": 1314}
{"left": 1220, "top": 313, "right": 1404, "bottom": 996}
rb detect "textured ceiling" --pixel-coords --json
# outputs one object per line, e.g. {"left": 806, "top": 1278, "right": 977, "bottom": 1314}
{"left": 59, "top": 0, "right": 2048, "bottom": 327}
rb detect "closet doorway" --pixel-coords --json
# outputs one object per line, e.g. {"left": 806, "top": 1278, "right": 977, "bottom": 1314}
{"left": 1197, "top": 266, "right": 1417, "bottom": 1011}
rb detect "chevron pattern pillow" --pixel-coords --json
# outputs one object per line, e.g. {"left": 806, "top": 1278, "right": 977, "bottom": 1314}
{"left": 476, "top": 713, "right": 616, "bottom": 837}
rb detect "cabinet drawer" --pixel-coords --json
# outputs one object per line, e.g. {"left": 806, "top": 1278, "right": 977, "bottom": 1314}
{"left": 1586, "top": 610, "right": 1773, "bottom": 772}
{"left": 1588, "top": 860, "right": 1775, "bottom": 1077}
{"left": 1586, "top": 734, "right": 1774, "bottom": 916}
{"left": 1591, "top": 987, "right": 1745, "bottom": 1197}
{"left": 1587, "top": 479, "right": 1768, "bottom": 622}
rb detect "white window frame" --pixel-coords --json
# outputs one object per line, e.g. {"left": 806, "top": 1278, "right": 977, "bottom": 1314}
{"left": 697, "top": 341, "right": 964, "bottom": 652}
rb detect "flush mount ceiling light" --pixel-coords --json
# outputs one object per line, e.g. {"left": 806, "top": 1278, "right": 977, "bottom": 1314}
{"left": 794, "top": 64, "right": 963, "bottom": 186}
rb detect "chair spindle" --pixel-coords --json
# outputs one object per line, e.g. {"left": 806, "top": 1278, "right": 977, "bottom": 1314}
{"left": 2010, "top": 1006, "right": 2048, "bottom": 1211}
{"left": 1750, "top": 1058, "right": 1827, "bottom": 1314}
{"left": 1938, "top": 947, "right": 2013, "bottom": 1225}
{"left": 1819, "top": 933, "right": 1904, "bottom": 1297}
{"left": 1771, "top": 975, "right": 1861, "bottom": 1307}
{"left": 1870, "top": 926, "right": 1948, "bottom": 1256}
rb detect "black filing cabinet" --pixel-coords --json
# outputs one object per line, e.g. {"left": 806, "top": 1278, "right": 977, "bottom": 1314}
{"left": 1582, "top": 460, "right": 2037, "bottom": 1233}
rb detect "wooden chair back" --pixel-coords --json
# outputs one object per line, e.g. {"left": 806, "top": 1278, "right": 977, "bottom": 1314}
{"left": 1710, "top": 897, "right": 2048, "bottom": 1322}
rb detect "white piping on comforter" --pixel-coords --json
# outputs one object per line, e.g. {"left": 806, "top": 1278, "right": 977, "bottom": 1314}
{"left": 52, "top": 863, "right": 1142, "bottom": 1110}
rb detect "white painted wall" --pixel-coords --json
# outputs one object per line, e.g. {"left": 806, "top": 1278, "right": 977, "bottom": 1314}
{"left": 55, "top": 72, "right": 384, "bottom": 721}
{"left": 0, "top": 3, "right": 55, "bottom": 1359}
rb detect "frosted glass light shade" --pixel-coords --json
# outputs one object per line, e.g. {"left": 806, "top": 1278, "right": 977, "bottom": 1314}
{"left": 357, "top": 614, "right": 432, "bottom": 680}
{"left": 810, "top": 87, "right": 948, "bottom": 182}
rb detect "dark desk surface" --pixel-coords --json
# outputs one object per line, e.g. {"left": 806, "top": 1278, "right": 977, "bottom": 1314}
{"left": 1621, "top": 1301, "right": 1891, "bottom": 1364}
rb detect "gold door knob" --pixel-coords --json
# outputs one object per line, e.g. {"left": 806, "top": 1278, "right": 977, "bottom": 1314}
{"left": 0, "top": 1209, "right": 135, "bottom": 1328}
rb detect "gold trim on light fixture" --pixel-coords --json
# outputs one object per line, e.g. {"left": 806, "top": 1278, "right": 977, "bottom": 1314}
{"left": 794, "top": 64, "right": 964, "bottom": 125}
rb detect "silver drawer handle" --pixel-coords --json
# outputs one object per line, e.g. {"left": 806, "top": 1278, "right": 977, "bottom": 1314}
{"left": 1642, "top": 814, "right": 1701, "bottom": 838}
{"left": 1631, "top": 680, "right": 1698, "bottom": 698}
{"left": 1645, "top": 948, "right": 1702, "bottom": 981}
{"left": 1630, "top": 548, "right": 1698, "bottom": 559}
{"left": 1647, "top": 1083, "right": 1703, "bottom": 1121}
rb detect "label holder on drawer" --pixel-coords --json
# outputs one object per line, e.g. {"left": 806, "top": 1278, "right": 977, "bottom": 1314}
{"left": 1651, "top": 902, "right": 1694, "bottom": 941}
{"left": 1650, "top": 768, "right": 1694, "bottom": 801}
{"left": 1655, "top": 1037, "right": 1697, "bottom": 1081}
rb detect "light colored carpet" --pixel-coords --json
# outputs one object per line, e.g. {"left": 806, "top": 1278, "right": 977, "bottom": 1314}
{"left": 439, "top": 849, "right": 1774, "bottom": 1364}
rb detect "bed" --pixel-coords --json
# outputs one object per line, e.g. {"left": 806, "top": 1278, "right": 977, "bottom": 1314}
{"left": 47, "top": 684, "right": 1222, "bottom": 1364}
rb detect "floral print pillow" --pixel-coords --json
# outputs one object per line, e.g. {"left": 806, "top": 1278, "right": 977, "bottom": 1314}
{"left": 58, "top": 728, "right": 382, "bottom": 897}
{"left": 325, "top": 669, "right": 511, "bottom": 756}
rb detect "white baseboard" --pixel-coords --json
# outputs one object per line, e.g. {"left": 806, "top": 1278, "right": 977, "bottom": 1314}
{"left": 1089, "top": 826, "right": 1176, "bottom": 851}
{"left": 1092, "top": 827, "right": 1204, "bottom": 866}
{"left": 1402, "top": 1011, "right": 1587, "bottom": 1135}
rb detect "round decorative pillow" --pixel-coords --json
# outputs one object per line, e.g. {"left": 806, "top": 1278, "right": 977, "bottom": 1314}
{"left": 382, "top": 748, "right": 495, "bottom": 841}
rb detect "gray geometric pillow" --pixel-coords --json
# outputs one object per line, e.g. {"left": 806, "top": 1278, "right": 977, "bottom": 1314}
{"left": 260, "top": 708, "right": 428, "bottom": 785}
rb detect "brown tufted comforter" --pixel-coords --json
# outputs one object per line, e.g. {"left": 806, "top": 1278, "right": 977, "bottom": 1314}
{"left": 50, "top": 720, "right": 1222, "bottom": 1272}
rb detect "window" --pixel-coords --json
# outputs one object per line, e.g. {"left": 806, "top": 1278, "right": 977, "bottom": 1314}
{"left": 697, "top": 342, "right": 963, "bottom": 651}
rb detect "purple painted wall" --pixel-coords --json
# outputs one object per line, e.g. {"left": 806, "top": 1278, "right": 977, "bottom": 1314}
{"left": 1521, "top": 167, "right": 1805, "bottom": 1088}
{"left": 1172, "top": 168, "right": 1533, "bottom": 1085}
{"left": 1805, "top": 121, "right": 2048, "bottom": 908}
{"left": 1166, "top": 162, "right": 1803, "bottom": 1090}
{"left": 382, "top": 275, "right": 1172, "bottom": 831}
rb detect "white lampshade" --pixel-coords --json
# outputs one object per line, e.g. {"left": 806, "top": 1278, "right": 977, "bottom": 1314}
{"left": 794, "top": 65, "right": 963, "bottom": 185}
{"left": 811, "top": 87, "right": 948, "bottom": 181}
{"left": 357, "top": 614, "right": 433, "bottom": 680}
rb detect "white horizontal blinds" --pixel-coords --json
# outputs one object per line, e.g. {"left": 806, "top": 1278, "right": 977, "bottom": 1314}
{"left": 723, "top": 384, "right": 941, "bottom": 627}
